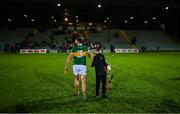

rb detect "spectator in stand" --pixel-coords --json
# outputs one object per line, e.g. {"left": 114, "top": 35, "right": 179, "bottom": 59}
{"left": 141, "top": 46, "right": 146, "bottom": 52}
{"left": 83, "top": 31, "right": 88, "bottom": 41}
{"left": 110, "top": 45, "right": 115, "bottom": 56}
{"left": 64, "top": 35, "right": 68, "bottom": 41}
{"left": 63, "top": 42, "right": 68, "bottom": 52}
{"left": 157, "top": 46, "right": 160, "bottom": 51}
{"left": 131, "top": 36, "right": 136, "bottom": 45}
{"left": 0, "top": 46, "right": 1, "bottom": 52}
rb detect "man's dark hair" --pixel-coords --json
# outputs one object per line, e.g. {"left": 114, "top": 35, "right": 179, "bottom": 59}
{"left": 74, "top": 36, "right": 83, "bottom": 43}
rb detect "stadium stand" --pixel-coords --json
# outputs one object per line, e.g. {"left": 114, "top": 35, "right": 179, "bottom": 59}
{"left": 88, "top": 29, "right": 132, "bottom": 49}
{"left": 0, "top": 28, "right": 31, "bottom": 42}
{"left": 0, "top": 28, "right": 70, "bottom": 51}
{"left": 1, "top": 28, "right": 180, "bottom": 52}
{"left": 126, "top": 30, "right": 180, "bottom": 51}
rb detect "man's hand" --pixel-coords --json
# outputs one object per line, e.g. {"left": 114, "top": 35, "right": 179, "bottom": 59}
{"left": 64, "top": 66, "right": 68, "bottom": 75}
{"left": 64, "top": 53, "right": 73, "bottom": 75}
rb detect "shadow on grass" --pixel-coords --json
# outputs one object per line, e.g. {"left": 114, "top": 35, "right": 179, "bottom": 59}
{"left": 0, "top": 95, "right": 113, "bottom": 113}
{"left": 0, "top": 95, "right": 131, "bottom": 113}
{"left": 0, "top": 95, "right": 79, "bottom": 113}
{"left": 1, "top": 89, "right": 155, "bottom": 113}
{"left": 169, "top": 77, "right": 180, "bottom": 81}
{"left": 153, "top": 98, "right": 180, "bottom": 113}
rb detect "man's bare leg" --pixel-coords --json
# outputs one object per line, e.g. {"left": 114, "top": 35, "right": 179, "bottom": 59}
{"left": 81, "top": 75, "right": 86, "bottom": 98}
{"left": 74, "top": 75, "right": 79, "bottom": 96}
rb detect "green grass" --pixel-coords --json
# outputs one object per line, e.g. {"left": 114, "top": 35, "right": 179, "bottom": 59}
{"left": 0, "top": 52, "right": 180, "bottom": 113}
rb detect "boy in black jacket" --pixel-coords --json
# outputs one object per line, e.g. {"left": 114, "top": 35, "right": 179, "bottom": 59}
{"left": 91, "top": 47, "right": 108, "bottom": 98}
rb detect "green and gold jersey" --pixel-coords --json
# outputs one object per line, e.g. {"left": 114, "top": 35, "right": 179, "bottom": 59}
{"left": 70, "top": 44, "right": 89, "bottom": 65}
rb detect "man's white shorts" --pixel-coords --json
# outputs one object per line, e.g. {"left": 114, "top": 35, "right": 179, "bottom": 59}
{"left": 73, "top": 65, "right": 87, "bottom": 76}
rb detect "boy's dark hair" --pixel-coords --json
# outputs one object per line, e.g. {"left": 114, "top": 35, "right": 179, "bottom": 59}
{"left": 96, "top": 47, "right": 101, "bottom": 52}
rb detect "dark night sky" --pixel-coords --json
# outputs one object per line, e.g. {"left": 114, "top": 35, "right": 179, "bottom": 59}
{"left": 0, "top": 0, "right": 180, "bottom": 26}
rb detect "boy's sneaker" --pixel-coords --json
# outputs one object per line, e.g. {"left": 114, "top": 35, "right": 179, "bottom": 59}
{"left": 82, "top": 96, "right": 87, "bottom": 100}
{"left": 96, "top": 96, "right": 100, "bottom": 99}
{"left": 102, "top": 94, "right": 107, "bottom": 98}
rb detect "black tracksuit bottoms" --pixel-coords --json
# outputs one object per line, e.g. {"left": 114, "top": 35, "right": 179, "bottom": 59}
{"left": 96, "top": 73, "right": 106, "bottom": 96}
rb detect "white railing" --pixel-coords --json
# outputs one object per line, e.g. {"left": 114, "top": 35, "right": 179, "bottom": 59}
{"left": 20, "top": 49, "right": 47, "bottom": 54}
{"left": 50, "top": 50, "right": 58, "bottom": 53}
{"left": 115, "top": 49, "right": 139, "bottom": 53}
{"left": 91, "top": 49, "right": 139, "bottom": 53}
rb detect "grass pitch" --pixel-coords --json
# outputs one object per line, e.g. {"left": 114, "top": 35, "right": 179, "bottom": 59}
{"left": 0, "top": 52, "right": 180, "bottom": 113}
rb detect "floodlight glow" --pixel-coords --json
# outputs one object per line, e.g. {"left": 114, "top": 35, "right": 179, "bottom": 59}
{"left": 57, "top": 3, "right": 61, "bottom": 7}
{"left": 8, "top": 19, "right": 12, "bottom": 22}
{"left": 24, "top": 14, "right": 28, "bottom": 18}
{"left": 152, "top": 17, "right": 156, "bottom": 20}
{"left": 65, "top": 17, "right": 68, "bottom": 21}
{"left": 130, "top": 17, "right": 134, "bottom": 20}
{"left": 144, "top": 20, "right": 148, "bottom": 24}
{"left": 98, "top": 4, "right": 101, "bottom": 8}
{"left": 89, "top": 23, "right": 93, "bottom": 26}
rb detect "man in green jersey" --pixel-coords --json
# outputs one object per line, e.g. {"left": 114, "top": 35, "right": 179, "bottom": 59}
{"left": 64, "top": 36, "right": 94, "bottom": 99}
